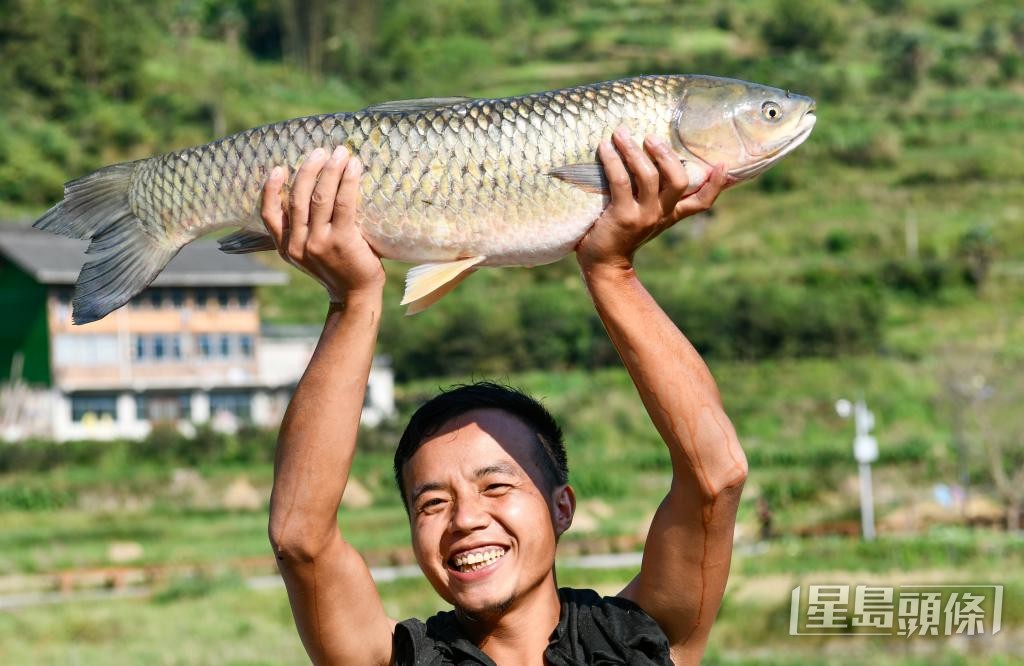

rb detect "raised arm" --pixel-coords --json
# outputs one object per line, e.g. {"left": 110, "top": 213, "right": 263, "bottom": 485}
{"left": 578, "top": 129, "right": 748, "bottom": 665}
{"left": 263, "top": 147, "right": 395, "bottom": 665}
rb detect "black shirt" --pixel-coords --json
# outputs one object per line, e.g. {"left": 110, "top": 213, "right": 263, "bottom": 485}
{"left": 392, "top": 587, "right": 672, "bottom": 665}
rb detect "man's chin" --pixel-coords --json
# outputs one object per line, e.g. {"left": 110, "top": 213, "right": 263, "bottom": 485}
{"left": 454, "top": 591, "right": 516, "bottom": 622}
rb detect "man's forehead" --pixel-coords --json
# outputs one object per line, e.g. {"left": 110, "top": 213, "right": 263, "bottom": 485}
{"left": 430, "top": 407, "right": 537, "bottom": 443}
{"left": 403, "top": 409, "right": 541, "bottom": 483}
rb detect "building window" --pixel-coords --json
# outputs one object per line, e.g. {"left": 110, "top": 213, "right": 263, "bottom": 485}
{"left": 170, "top": 288, "right": 186, "bottom": 308}
{"left": 54, "top": 287, "right": 73, "bottom": 321}
{"left": 136, "top": 392, "right": 191, "bottom": 422}
{"left": 71, "top": 394, "right": 117, "bottom": 422}
{"left": 194, "top": 288, "right": 209, "bottom": 309}
{"left": 239, "top": 335, "right": 253, "bottom": 357}
{"left": 237, "top": 289, "right": 252, "bottom": 308}
{"left": 219, "top": 335, "right": 231, "bottom": 357}
{"left": 216, "top": 289, "right": 231, "bottom": 308}
{"left": 198, "top": 335, "right": 212, "bottom": 358}
{"left": 132, "top": 334, "right": 184, "bottom": 362}
{"left": 153, "top": 336, "right": 165, "bottom": 360}
{"left": 147, "top": 289, "right": 163, "bottom": 308}
{"left": 210, "top": 391, "right": 252, "bottom": 420}
{"left": 55, "top": 335, "right": 120, "bottom": 366}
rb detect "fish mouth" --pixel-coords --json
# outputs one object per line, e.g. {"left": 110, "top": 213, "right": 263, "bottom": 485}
{"left": 728, "top": 110, "right": 816, "bottom": 181}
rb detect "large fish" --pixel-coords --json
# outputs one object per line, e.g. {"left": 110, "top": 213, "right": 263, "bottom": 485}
{"left": 34, "top": 75, "right": 816, "bottom": 324}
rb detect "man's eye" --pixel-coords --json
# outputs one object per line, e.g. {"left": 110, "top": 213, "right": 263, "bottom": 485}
{"left": 418, "top": 498, "right": 445, "bottom": 513}
{"left": 485, "top": 483, "right": 511, "bottom": 494}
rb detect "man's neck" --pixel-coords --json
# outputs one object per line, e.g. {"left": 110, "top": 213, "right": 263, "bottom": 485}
{"left": 457, "top": 576, "right": 562, "bottom": 665}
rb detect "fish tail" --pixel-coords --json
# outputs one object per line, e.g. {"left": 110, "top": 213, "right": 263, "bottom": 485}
{"left": 33, "top": 161, "right": 181, "bottom": 325}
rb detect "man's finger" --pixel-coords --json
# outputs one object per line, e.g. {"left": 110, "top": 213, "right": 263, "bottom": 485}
{"left": 612, "top": 127, "right": 658, "bottom": 205}
{"left": 645, "top": 135, "right": 689, "bottom": 213}
{"left": 310, "top": 146, "right": 349, "bottom": 235}
{"left": 597, "top": 139, "right": 632, "bottom": 206}
{"left": 261, "top": 166, "right": 287, "bottom": 250}
{"left": 331, "top": 155, "right": 363, "bottom": 229}
{"left": 287, "top": 148, "right": 328, "bottom": 258}
{"left": 673, "top": 164, "right": 728, "bottom": 220}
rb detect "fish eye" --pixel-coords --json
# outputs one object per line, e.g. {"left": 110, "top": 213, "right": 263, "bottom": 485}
{"left": 761, "top": 101, "right": 782, "bottom": 121}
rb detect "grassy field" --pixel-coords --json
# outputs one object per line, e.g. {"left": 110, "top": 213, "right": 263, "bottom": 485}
{"left": 2, "top": 535, "right": 1021, "bottom": 665}
{"left": 2, "top": 358, "right": 1022, "bottom": 662}
{"left": 0, "top": 356, "right": 991, "bottom": 576}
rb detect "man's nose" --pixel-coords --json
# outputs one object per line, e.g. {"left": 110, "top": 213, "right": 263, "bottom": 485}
{"left": 449, "top": 494, "right": 490, "bottom": 533}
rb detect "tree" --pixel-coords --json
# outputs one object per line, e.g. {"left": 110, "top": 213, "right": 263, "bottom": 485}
{"left": 942, "top": 349, "right": 1024, "bottom": 532}
{"left": 957, "top": 224, "right": 997, "bottom": 293}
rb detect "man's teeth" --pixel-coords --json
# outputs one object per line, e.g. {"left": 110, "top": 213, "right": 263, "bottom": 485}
{"left": 452, "top": 548, "right": 506, "bottom": 571}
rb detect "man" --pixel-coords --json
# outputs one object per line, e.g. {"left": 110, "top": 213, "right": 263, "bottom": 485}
{"left": 263, "top": 127, "right": 747, "bottom": 665}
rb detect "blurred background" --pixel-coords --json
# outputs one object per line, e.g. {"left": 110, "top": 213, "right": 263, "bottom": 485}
{"left": 0, "top": 0, "right": 1022, "bottom": 663}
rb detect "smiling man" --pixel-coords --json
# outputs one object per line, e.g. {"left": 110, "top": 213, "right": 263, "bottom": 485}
{"left": 264, "top": 127, "right": 747, "bottom": 665}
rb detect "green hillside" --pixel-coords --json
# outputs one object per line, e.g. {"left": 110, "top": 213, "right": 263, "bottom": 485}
{"left": 1, "top": 1, "right": 1023, "bottom": 661}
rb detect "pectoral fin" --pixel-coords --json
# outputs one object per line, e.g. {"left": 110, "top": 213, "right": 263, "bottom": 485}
{"left": 218, "top": 228, "right": 277, "bottom": 254}
{"left": 401, "top": 256, "right": 486, "bottom": 315}
{"left": 547, "top": 163, "right": 609, "bottom": 195}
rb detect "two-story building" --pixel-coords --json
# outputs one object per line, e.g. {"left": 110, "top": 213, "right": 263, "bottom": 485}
{"left": 0, "top": 226, "right": 394, "bottom": 442}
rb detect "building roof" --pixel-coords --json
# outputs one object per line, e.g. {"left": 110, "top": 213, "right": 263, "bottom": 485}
{"left": 0, "top": 225, "right": 287, "bottom": 286}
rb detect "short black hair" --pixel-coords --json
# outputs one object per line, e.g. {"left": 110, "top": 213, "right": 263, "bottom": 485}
{"left": 393, "top": 382, "right": 568, "bottom": 510}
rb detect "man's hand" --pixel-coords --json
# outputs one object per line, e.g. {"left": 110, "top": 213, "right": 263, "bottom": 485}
{"left": 575, "top": 127, "right": 728, "bottom": 272}
{"left": 261, "top": 146, "right": 385, "bottom": 302}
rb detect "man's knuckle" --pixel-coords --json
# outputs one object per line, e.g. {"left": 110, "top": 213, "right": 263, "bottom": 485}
{"left": 306, "top": 236, "right": 328, "bottom": 254}
{"left": 310, "top": 190, "right": 329, "bottom": 207}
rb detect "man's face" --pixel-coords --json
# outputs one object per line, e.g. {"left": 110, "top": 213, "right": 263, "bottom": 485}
{"left": 402, "top": 408, "right": 574, "bottom": 618}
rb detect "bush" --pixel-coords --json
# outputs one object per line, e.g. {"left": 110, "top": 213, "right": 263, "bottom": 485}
{"left": 760, "top": 0, "right": 842, "bottom": 55}
{"left": 824, "top": 229, "right": 854, "bottom": 255}
{"left": 873, "top": 28, "right": 931, "bottom": 93}
{"left": 881, "top": 259, "right": 959, "bottom": 297}
{"left": 831, "top": 127, "right": 903, "bottom": 167}
{"left": 0, "top": 483, "right": 76, "bottom": 511}
{"left": 0, "top": 426, "right": 280, "bottom": 474}
{"left": 654, "top": 281, "right": 885, "bottom": 361}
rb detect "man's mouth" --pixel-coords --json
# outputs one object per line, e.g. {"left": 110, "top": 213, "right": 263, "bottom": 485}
{"left": 448, "top": 546, "right": 508, "bottom": 573}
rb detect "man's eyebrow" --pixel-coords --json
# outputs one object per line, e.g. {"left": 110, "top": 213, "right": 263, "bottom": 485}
{"left": 473, "top": 462, "right": 521, "bottom": 479}
{"left": 410, "top": 481, "right": 446, "bottom": 504}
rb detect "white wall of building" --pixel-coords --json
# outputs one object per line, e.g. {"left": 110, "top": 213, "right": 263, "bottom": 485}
{"left": 3, "top": 345, "right": 395, "bottom": 443}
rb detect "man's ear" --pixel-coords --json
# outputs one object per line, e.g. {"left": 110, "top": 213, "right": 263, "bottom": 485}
{"left": 553, "top": 485, "right": 576, "bottom": 537}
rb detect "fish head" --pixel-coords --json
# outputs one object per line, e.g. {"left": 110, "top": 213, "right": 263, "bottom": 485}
{"left": 672, "top": 76, "right": 816, "bottom": 184}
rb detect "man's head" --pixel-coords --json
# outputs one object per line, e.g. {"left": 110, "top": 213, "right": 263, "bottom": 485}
{"left": 394, "top": 383, "right": 574, "bottom": 617}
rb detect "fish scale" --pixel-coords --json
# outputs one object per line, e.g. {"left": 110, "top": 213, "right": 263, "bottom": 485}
{"left": 33, "top": 74, "right": 816, "bottom": 324}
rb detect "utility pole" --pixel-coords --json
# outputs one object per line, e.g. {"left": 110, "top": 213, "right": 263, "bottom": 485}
{"left": 836, "top": 398, "right": 879, "bottom": 541}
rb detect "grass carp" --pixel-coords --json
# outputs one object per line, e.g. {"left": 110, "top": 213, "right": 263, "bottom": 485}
{"left": 33, "top": 75, "right": 816, "bottom": 324}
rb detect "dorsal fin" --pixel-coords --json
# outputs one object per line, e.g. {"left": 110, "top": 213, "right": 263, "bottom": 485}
{"left": 363, "top": 97, "right": 472, "bottom": 114}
